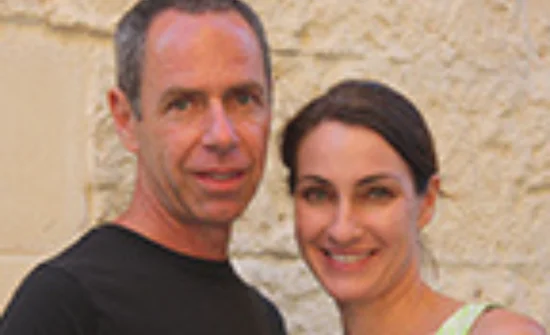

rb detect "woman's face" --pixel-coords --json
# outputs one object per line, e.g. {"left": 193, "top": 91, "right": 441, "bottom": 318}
{"left": 293, "top": 121, "right": 437, "bottom": 307}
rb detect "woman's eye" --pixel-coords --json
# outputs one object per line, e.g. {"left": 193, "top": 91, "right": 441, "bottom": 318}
{"left": 301, "top": 188, "right": 330, "bottom": 203}
{"left": 366, "top": 187, "right": 393, "bottom": 200}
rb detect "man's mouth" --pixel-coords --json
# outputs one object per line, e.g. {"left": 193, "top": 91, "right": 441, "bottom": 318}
{"left": 200, "top": 171, "right": 244, "bottom": 181}
{"left": 193, "top": 169, "right": 248, "bottom": 192}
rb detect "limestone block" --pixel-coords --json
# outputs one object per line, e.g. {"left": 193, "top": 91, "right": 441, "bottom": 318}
{"left": 424, "top": 105, "right": 550, "bottom": 264}
{"left": 233, "top": 257, "right": 339, "bottom": 335}
{"left": 0, "top": 0, "right": 132, "bottom": 33}
{"left": 271, "top": 53, "right": 399, "bottom": 131}
{"left": 252, "top": 0, "right": 437, "bottom": 54}
{"left": 46, "top": 0, "right": 134, "bottom": 32}
{"left": 0, "top": 0, "right": 51, "bottom": 17}
{"left": 525, "top": 0, "right": 550, "bottom": 61}
{"left": 0, "top": 257, "right": 41, "bottom": 309}
{"left": 231, "top": 202, "right": 297, "bottom": 257}
{"left": 0, "top": 23, "right": 91, "bottom": 253}
{"left": 284, "top": 292, "right": 339, "bottom": 335}
{"left": 254, "top": 0, "right": 529, "bottom": 59}
{"left": 85, "top": 43, "right": 136, "bottom": 225}
{"left": 533, "top": 282, "right": 550, "bottom": 329}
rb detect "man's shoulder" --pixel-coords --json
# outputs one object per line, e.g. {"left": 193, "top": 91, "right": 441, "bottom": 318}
{"left": 50, "top": 223, "right": 138, "bottom": 270}
{"left": 0, "top": 262, "right": 98, "bottom": 334}
{"left": 244, "top": 285, "right": 287, "bottom": 335}
{"left": 245, "top": 285, "right": 277, "bottom": 309}
{"left": 0, "top": 223, "right": 143, "bottom": 335}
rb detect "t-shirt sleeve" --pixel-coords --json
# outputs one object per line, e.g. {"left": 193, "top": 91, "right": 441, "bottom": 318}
{"left": 245, "top": 285, "right": 288, "bottom": 335}
{"left": 264, "top": 298, "right": 288, "bottom": 335}
{"left": 0, "top": 263, "right": 97, "bottom": 335}
{"left": 255, "top": 294, "right": 287, "bottom": 335}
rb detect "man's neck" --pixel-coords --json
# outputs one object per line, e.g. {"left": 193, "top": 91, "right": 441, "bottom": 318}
{"left": 115, "top": 181, "right": 232, "bottom": 261}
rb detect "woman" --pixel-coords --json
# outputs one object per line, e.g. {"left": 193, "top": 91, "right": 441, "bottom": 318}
{"left": 280, "top": 80, "right": 546, "bottom": 335}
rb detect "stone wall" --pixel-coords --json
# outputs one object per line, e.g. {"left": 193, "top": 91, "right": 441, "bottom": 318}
{"left": 1, "top": 0, "right": 549, "bottom": 334}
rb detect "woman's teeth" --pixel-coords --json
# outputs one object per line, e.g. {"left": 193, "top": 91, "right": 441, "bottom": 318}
{"left": 329, "top": 251, "right": 374, "bottom": 263}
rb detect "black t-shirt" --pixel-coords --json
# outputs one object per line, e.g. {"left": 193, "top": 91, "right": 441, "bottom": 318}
{"left": 0, "top": 224, "right": 287, "bottom": 335}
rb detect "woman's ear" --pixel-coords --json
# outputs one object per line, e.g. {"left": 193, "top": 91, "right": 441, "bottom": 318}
{"left": 417, "top": 175, "right": 440, "bottom": 230}
{"left": 107, "top": 87, "right": 139, "bottom": 153}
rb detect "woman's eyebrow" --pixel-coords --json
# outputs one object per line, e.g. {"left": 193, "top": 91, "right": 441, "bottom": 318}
{"left": 356, "top": 174, "right": 398, "bottom": 187}
{"left": 296, "top": 175, "right": 330, "bottom": 186}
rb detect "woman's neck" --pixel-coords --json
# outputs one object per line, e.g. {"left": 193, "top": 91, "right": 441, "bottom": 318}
{"left": 340, "top": 274, "right": 460, "bottom": 335}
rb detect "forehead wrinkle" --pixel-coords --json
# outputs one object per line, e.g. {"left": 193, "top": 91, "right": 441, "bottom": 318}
{"left": 145, "top": 11, "right": 265, "bottom": 96}
{"left": 149, "top": 11, "right": 260, "bottom": 68}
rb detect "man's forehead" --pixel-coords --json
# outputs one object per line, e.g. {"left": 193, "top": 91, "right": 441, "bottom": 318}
{"left": 140, "top": 8, "right": 268, "bottom": 100}
{"left": 147, "top": 9, "right": 256, "bottom": 53}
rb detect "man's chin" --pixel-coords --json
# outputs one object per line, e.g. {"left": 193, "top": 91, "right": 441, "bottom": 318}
{"left": 196, "top": 205, "right": 246, "bottom": 227}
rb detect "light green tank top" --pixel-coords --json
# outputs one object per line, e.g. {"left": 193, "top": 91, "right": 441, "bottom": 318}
{"left": 435, "top": 303, "right": 499, "bottom": 335}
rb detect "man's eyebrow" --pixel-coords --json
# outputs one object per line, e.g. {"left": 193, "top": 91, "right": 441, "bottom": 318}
{"left": 159, "top": 81, "right": 266, "bottom": 104}
{"left": 224, "top": 81, "right": 266, "bottom": 96}
{"left": 160, "top": 87, "right": 206, "bottom": 102}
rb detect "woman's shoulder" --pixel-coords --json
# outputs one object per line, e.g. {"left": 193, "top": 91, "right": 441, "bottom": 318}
{"left": 471, "top": 307, "right": 547, "bottom": 335}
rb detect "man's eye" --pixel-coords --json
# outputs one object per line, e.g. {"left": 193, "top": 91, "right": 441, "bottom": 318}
{"left": 235, "top": 93, "right": 252, "bottom": 105}
{"left": 169, "top": 98, "right": 191, "bottom": 111}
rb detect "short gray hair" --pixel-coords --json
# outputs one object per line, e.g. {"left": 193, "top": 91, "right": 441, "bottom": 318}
{"left": 115, "top": 0, "right": 272, "bottom": 119}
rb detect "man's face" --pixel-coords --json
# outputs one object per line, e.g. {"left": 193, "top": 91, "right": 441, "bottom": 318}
{"left": 131, "top": 9, "right": 270, "bottom": 227}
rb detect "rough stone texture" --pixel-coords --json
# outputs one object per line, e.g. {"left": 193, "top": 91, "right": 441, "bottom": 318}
{"left": 0, "top": 23, "right": 91, "bottom": 253}
{"left": 86, "top": 45, "right": 136, "bottom": 223}
{"left": 1, "top": 0, "right": 549, "bottom": 334}
{"left": 0, "top": 20, "right": 95, "bottom": 309}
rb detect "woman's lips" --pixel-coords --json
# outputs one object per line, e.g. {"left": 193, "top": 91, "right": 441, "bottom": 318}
{"left": 321, "top": 248, "right": 379, "bottom": 270}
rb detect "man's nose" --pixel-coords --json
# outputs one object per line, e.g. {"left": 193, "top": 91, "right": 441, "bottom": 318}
{"left": 202, "top": 101, "right": 238, "bottom": 155}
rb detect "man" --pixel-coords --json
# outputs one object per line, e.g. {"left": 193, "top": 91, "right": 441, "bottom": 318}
{"left": 0, "top": 0, "right": 286, "bottom": 334}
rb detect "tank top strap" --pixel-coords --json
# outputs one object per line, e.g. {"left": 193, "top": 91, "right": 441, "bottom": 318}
{"left": 435, "top": 302, "right": 499, "bottom": 335}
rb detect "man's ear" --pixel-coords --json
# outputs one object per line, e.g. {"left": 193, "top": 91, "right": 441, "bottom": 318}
{"left": 107, "top": 87, "right": 139, "bottom": 153}
{"left": 416, "top": 175, "right": 440, "bottom": 230}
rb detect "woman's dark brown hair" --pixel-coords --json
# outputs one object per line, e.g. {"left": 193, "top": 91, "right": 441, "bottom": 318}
{"left": 280, "top": 79, "right": 438, "bottom": 195}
